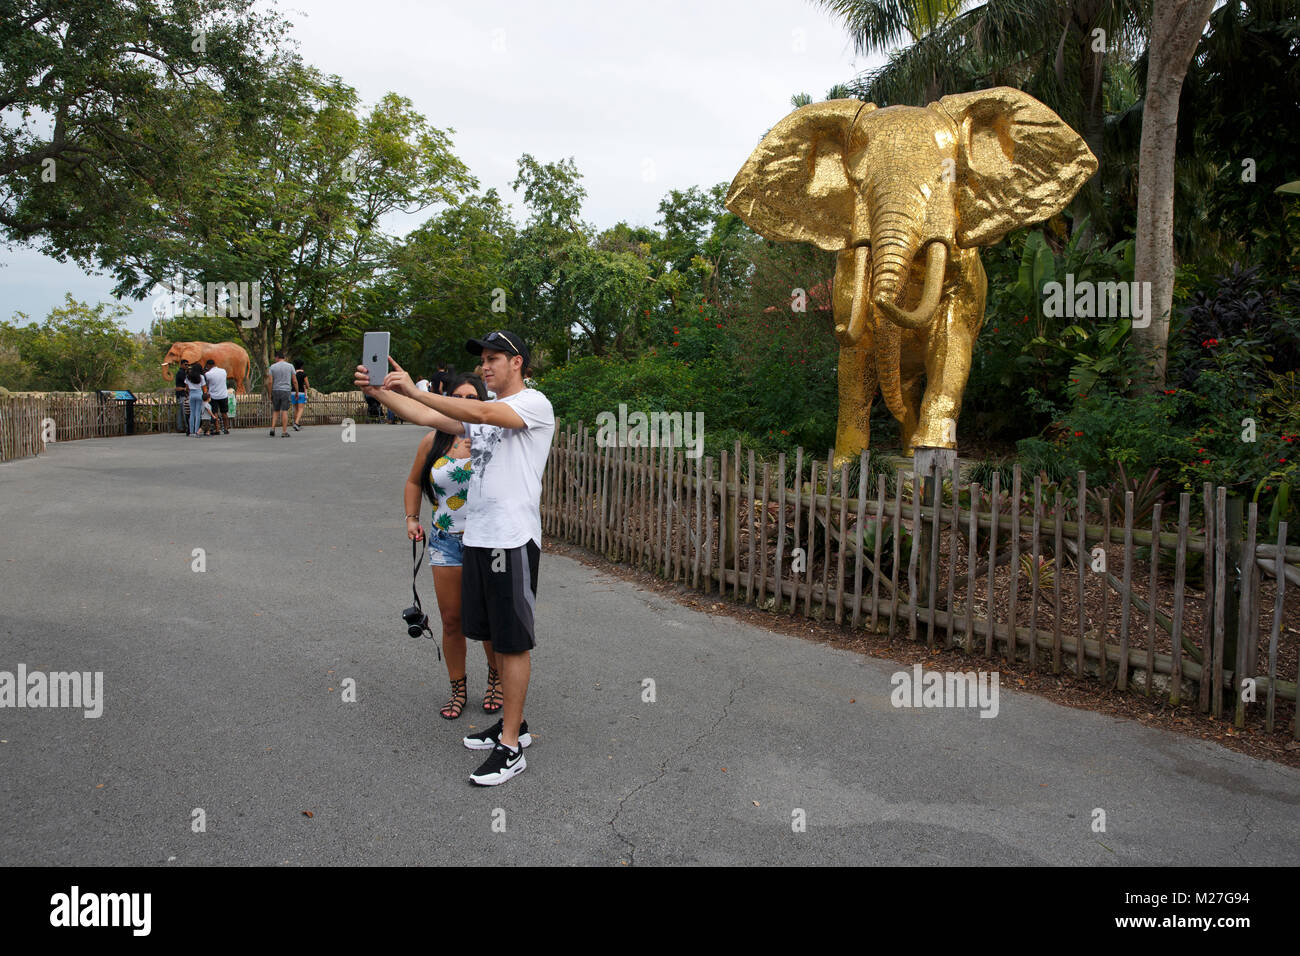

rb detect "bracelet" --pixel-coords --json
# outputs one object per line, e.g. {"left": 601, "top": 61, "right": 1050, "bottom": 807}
{"left": 405, "top": 513, "right": 420, "bottom": 521}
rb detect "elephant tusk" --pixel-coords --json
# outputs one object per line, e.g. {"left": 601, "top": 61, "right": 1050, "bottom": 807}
{"left": 875, "top": 241, "right": 948, "bottom": 330}
{"left": 839, "top": 245, "right": 872, "bottom": 345}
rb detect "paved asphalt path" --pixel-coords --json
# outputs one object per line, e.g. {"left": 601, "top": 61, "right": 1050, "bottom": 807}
{"left": 2, "top": 425, "right": 1297, "bottom": 866}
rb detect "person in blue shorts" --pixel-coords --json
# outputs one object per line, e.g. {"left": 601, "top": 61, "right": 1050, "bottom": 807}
{"left": 291, "top": 359, "right": 309, "bottom": 431}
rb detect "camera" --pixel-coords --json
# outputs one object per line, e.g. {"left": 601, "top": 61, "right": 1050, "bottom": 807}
{"left": 402, "top": 604, "right": 429, "bottom": 638}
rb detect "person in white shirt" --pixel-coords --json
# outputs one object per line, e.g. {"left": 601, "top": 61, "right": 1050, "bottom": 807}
{"left": 415, "top": 376, "right": 431, "bottom": 392}
{"left": 357, "top": 330, "right": 554, "bottom": 787}
{"left": 203, "top": 360, "right": 231, "bottom": 434}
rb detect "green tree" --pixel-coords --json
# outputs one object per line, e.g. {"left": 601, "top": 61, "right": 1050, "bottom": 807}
{"left": 654, "top": 183, "right": 756, "bottom": 312}
{"left": 1182, "top": 0, "right": 1300, "bottom": 276}
{"left": 0, "top": 0, "right": 285, "bottom": 258}
{"left": 5, "top": 295, "right": 138, "bottom": 391}
{"left": 370, "top": 189, "right": 515, "bottom": 381}
{"left": 505, "top": 155, "right": 593, "bottom": 360}
{"left": 99, "top": 60, "right": 476, "bottom": 373}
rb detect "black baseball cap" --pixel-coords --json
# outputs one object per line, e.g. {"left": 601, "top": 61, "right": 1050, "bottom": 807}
{"left": 466, "top": 330, "right": 529, "bottom": 368}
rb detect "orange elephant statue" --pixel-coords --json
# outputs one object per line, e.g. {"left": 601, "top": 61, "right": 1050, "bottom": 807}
{"left": 161, "top": 341, "right": 252, "bottom": 393}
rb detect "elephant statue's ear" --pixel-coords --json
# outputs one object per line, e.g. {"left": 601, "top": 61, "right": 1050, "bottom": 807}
{"left": 937, "top": 87, "right": 1097, "bottom": 247}
{"left": 726, "top": 100, "right": 875, "bottom": 251}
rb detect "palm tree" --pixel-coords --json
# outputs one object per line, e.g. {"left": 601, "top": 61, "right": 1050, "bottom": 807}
{"left": 815, "top": 0, "right": 967, "bottom": 55}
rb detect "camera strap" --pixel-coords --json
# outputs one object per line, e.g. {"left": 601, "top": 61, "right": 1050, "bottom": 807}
{"left": 411, "top": 535, "right": 441, "bottom": 660}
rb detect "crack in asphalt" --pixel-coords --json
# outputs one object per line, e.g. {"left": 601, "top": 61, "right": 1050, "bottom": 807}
{"left": 608, "top": 677, "right": 746, "bottom": 866}
{"left": 1233, "top": 802, "right": 1259, "bottom": 862}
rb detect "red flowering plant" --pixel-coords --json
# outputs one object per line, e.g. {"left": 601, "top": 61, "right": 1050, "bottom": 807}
{"left": 1014, "top": 386, "right": 1193, "bottom": 488}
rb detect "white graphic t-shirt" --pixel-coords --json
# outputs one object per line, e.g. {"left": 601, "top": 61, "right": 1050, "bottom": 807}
{"left": 461, "top": 387, "right": 555, "bottom": 550}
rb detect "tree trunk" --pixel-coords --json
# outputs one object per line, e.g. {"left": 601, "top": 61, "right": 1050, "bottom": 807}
{"left": 1132, "top": 0, "right": 1216, "bottom": 389}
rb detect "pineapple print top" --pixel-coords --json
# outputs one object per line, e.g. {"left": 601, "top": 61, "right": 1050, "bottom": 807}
{"left": 429, "top": 454, "right": 473, "bottom": 534}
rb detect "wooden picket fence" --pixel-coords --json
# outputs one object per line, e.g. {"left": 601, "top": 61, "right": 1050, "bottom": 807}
{"left": 0, "top": 391, "right": 370, "bottom": 461}
{"left": 541, "top": 423, "right": 1299, "bottom": 737}
{"left": 0, "top": 396, "right": 45, "bottom": 462}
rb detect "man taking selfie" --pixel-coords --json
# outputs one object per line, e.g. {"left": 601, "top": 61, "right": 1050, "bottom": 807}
{"left": 356, "top": 330, "right": 554, "bottom": 786}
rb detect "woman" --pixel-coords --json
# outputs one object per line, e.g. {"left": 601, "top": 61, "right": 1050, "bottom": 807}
{"left": 402, "top": 374, "right": 503, "bottom": 719}
{"left": 291, "top": 359, "right": 309, "bottom": 431}
{"left": 185, "top": 363, "right": 207, "bottom": 437}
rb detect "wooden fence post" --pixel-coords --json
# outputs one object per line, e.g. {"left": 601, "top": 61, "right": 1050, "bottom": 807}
{"left": 774, "top": 453, "right": 787, "bottom": 613}
{"left": 1233, "top": 502, "right": 1258, "bottom": 728}
{"left": 852, "top": 452, "right": 868, "bottom": 630}
{"left": 1170, "top": 493, "right": 1190, "bottom": 706}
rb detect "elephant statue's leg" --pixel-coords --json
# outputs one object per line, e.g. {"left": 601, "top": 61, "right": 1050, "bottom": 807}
{"left": 913, "top": 249, "right": 987, "bottom": 450}
{"left": 895, "top": 327, "right": 927, "bottom": 454}
{"left": 898, "top": 369, "right": 926, "bottom": 454}
{"left": 834, "top": 337, "right": 875, "bottom": 470}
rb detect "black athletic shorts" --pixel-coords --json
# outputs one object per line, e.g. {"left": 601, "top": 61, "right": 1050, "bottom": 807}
{"left": 461, "top": 541, "right": 540, "bottom": 654}
{"left": 211, "top": 397, "right": 229, "bottom": 414}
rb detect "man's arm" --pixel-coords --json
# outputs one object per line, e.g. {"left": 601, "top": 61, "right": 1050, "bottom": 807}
{"left": 374, "top": 358, "right": 526, "bottom": 429}
{"left": 414, "top": 390, "right": 525, "bottom": 430}
{"left": 355, "top": 364, "right": 465, "bottom": 434}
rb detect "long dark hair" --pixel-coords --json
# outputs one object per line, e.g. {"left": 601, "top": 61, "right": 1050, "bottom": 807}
{"left": 419, "top": 374, "right": 487, "bottom": 506}
{"left": 186, "top": 364, "right": 204, "bottom": 384}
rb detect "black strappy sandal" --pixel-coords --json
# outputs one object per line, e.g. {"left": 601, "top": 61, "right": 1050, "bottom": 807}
{"left": 483, "top": 667, "right": 503, "bottom": 714}
{"left": 441, "top": 676, "right": 468, "bottom": 720}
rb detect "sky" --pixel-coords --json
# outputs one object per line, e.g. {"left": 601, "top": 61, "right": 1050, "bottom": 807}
{"left": 0, "top": 0, "right": 885, "bottom": 333}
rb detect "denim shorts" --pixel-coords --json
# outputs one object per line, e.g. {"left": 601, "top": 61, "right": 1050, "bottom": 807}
{"left": 427, "top": 529, "right": 464, "bottom": 567}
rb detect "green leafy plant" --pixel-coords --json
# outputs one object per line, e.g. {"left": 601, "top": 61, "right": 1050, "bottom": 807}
{"left": 1019, "top": 553, "right": 1055, "bottom": 590}
{"left": 967, "top": 219, "right": 1138, "bottom": 442}
{"left": 1086, "top": 464, "right": 1169, "bottom": 526}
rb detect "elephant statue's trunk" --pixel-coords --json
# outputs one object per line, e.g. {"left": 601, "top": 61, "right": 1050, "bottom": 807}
{"left": 875, "top": 242, "right": 948, "bottom": 329}
{"left": 866, "top": 203, "right": 925, "bottom": 421}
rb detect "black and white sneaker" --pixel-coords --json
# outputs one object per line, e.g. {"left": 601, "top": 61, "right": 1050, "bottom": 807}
{"left": 470, "top": 740, "right": 526, "bottom": 786}
{"left": 462, "top": 718, "right": 532, "bottom": 751}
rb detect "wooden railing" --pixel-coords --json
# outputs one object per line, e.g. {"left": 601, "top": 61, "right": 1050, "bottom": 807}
{"left": 0, "top": 391, "right": 372, "bottom": 461}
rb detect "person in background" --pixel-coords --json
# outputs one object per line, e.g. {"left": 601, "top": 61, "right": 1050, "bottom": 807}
{"left": 265, "top": 350, "right": 295, "bottom": 437}
{"left": 203, "top": 359, "right": 231, "bottom": 435}
{"left": 292, "top": 359, "right": 310, "bottom": 431}
{"left": 199, "top": 395, "right": 220, "bottom": 436}
{"left": 415, "top": 373, "right": 432, "bottom": 393}
{"left": 186, "top": 362, "right": 207, "bottom": 437}
{"left": 174, "top": 359, "right": 191, "bottom": 434}
{"left": 430, "top": 362, "right": 449, "bottom": 396}
{"left": 472, "top": 362, "right": 497, "bottom": 399}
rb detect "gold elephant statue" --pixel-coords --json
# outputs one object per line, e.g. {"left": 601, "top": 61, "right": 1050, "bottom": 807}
{"left": 726, "top": 86, "right": 1097, "bottom": 465}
